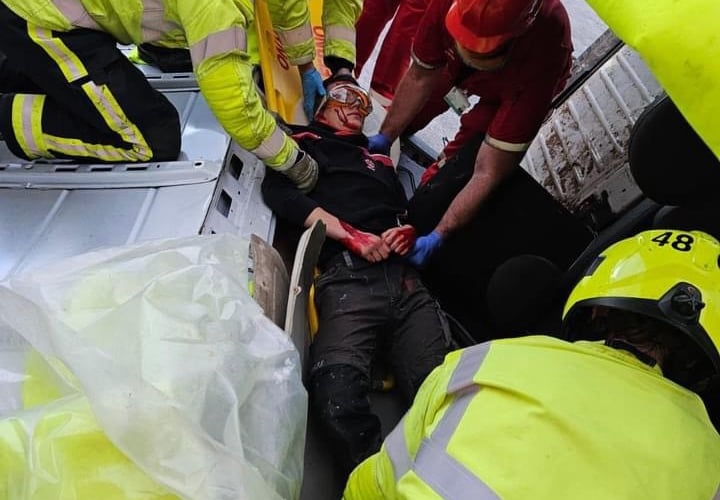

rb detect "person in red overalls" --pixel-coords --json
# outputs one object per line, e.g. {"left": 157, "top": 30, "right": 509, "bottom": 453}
{"left": 367, "top": 0, "right": 573, "bottom": 267}
{"left": 355, "top": 0, "right": 429, "bottom": 108}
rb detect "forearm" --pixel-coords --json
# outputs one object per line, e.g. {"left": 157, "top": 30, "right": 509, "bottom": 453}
{"left": 197, "top": 54, "right": 297, "bottom": 168}
{"left": 435, "top": 142, "right": 521, "bottom": 238}
{"left": 304, "top": 207, "right": 348, "bottom": 240}
{"left": 380, "top": 63, "right": 441, "bottom": 141}
{"left": 305, "top": 208, "right": 391, "bottom": 262}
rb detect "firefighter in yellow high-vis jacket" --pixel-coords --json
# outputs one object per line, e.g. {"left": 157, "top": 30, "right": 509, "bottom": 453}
{"left": 266, "top": 0, "right": 362, "bottom": 121}
{"left": 0, "top": 0, "right": 318, "bottom": 192}
{"left": 345, "top": 229, "right": 720, "bottom": 500}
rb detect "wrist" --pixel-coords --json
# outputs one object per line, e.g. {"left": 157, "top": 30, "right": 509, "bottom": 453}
{"left": 299, "top": 62, "right": 315, "bottom": 75}
{"left": 378, "top": 130, "right": 396, "bottom": 144}
{"left": 428, "top": 230, "right": 444, "bottom": 245}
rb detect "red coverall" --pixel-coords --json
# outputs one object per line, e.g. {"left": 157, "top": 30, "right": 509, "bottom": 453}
{"left": 355, "top": 0, "right": 429, "bottom": 104}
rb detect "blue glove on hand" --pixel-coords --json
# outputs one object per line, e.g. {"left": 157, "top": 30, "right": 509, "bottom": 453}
{"left": 301, "top": 68, "right": 326, "bottom": 121}
{"left": 407, "top": 231, "right": 443, "bottom": 268}
{"left": 367, "top": 133, "right": 392, "bottom": 154}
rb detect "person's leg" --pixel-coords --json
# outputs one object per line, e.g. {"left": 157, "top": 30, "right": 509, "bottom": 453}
{"left": 309, "top": 262, "right": 388, "bottom": 473}
{"left": 369, "top": 0, "right": 428, "bottom": 101}
{"left": 354, "top": 0, "right": 400, "bottom": 78}
{"left": 0, "top": 3, "right": 180, "bottom": 162}
{"left": 386, "top": 263, "right": 451, "bottom": 401}
{"left": 0, "top": 52, "right": 42, "bottom": 93}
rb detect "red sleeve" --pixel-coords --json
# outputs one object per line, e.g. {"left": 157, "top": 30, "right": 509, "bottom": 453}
{"left": 487, "top": 1, "right": 572, "bottom": 149}
{"left": 410, "top": 0, "right": 455, "bottom": 68}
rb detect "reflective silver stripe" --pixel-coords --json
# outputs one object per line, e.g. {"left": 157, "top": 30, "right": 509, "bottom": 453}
{"left": 52, "top": 0, "right": 101, "bottom": 29}
{"left": 252, "top": 126, "right": 286, "bottom": 161}
{"left": 324, "top": 25, "right": 355, "bottom": 44}
{"left": 384, "top": 415, "right": 411, "bottom": 482}
{"left": 277, "top": 23, "right": 312, "bottom": 48}
{"left": 485, "top": 135, "right": 530, "bottom": 153}
{"left": 447, "top": 342, "right": 491, "bottom": 394}
{"left": 28, "top": 27, "right": 87, "bottom": 82}
{"left": 385, "top": 343, "right": 493, "bottom": 493}
{"left": 411, "top": 359, "right": 500, "bottom": 500}
{"left": 410, "top": 50, "right": 438, "bottom": 70}
{"left": 19, "top": 95, "right": 43, "bottom": 157}
{"left": 190, "top": 26, "right": 247, "bottom": 68}
{"left": 142, "top": 0, "right": 181, "bottom": 42}
{"left": 82, "top": 81, "right": 151, "bottom": 158}
{"left": 415, "top": 392, "right": 500, "bottom": 499}
{"left": 714, "top": 482, "right": 720, "bottom": 499}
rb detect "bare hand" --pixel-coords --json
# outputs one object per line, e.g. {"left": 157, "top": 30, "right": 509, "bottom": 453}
{"left": 381, "top": 225, "right": 417, "bottom": 256}
{"left": 340, "top": 221, "right": 391, "bottom": 262}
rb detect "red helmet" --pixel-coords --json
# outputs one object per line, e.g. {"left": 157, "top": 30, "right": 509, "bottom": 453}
{"left": 445, "top": 0, "right": 543, "bottom": 54}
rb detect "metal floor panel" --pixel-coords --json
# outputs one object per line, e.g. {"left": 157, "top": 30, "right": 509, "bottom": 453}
{"left": 522, "top": 46, "right": 664, "bottom": 225}
{"left": 0, "top": 183, "right": 214, "bottom": 280}
{"left": 0, "top": 87, "right": 277, "bottom": 280}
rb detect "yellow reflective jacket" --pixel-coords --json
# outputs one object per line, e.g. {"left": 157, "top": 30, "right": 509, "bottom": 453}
{"left": 2, "top": 0, "right": 298, "bottom": 168}
{"left": 266, "top": 0, "right": 362, "bottom": 67}
{"left": 345, "top": 336, "right": 720, "bottom": 499}
{"left": 585, "top": 0, "right": 720, "bottom": 159}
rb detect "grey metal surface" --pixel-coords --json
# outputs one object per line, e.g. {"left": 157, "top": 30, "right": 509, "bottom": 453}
{"left": 521, "top": 46, "right": 664, "bottom": 220}
{"left": 118, "top": 44, "right": 199, "bottom": 90}
{"left": 201, "top": 142, "right": 276, "bottom": 244}
{"left": 0, "top": 86, "right": 275, "bottom": 280}
{"left": 0, "top": 184, "right": 214, "bottom": 279}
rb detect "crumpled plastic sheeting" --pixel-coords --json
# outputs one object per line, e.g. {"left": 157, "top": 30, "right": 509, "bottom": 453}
{"left": 0, "top": 234, "right": 307, "bottom": 500}
{"left": 585, "top": 0, "right": 720, "bottom": 159}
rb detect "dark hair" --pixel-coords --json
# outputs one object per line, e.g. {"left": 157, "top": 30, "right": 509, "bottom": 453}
{"left": 323, "top": 73, "right": 361, "bottom": 89}
{"left": 572, "top": 306, "right": 716, "bottom": 391}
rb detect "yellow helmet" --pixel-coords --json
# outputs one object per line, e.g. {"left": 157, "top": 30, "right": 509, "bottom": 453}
{"left": 562, "top": 229, "right": 720, "bottom": 392}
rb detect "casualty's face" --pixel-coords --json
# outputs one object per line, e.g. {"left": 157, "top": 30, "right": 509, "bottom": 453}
{"left": 315, "top": 82, "right": 373, "bottom": 134}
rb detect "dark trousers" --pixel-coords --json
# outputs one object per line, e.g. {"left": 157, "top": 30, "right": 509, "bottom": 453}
{"left": 408, "top": 137, "right": 594, "bottom": 340}
{"left": 0, "top": 3, "right": 180, "bottom": 162}
{"left": 309, "top": 253, "right": 450, "bottom": 473}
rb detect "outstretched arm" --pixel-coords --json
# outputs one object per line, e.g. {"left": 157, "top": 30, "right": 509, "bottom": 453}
{"left": 305, "top": 208, "right": 391, "bottom": 262}
{"left": 435, "top": 141, "right": 522, "bottom": 238}
{"left": 379, "top": 62, "right": 443, "bottom": 141}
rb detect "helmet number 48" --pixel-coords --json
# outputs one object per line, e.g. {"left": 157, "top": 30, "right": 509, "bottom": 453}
{"left": 651, "top": 231, "right": 695, "bottom": 252}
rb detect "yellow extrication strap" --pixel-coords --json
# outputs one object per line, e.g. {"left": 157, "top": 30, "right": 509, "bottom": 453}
{"left": 585, "top": 0, "right": 720, "bottom": 159}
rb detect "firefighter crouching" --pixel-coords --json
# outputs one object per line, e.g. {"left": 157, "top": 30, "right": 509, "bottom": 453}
{"left": 344, "top": 229, "right": 720, "bottom": 499}
{"left": 0, "top": 0, "right": 318, "bottom": 192}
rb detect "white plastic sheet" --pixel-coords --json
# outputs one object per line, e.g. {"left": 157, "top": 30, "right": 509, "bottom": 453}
{"left": 0, "top": 234, "right": 307, "bottom": 499}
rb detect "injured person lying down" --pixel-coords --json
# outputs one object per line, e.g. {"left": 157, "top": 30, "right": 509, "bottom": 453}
{"left": 261, "top": 74, "right": 452, "bottom": 479}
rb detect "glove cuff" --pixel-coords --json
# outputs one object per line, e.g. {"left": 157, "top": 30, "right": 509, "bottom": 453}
{"left": 376, "top": 133, "right": 392, "bottom": 151}
{"left": 428, "top": 231, "right": 444, "bottom": 247}
{"left": 280, "top": 150, "right": 319, "bottom": 193}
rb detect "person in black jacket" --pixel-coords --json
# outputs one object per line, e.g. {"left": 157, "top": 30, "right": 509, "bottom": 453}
{"left": 262, "top": 75, "right": 451, "bottom": 477}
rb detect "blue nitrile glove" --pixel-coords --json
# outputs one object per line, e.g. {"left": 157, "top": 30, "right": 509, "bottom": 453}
{"left": 301, "top": 68, "right": 326, "bottom": 121}
{"left": 407, "top": 231, "right": 443, "bottom": 268}
{"left": 367, "top": 133, "right": 391, "bottom": 154}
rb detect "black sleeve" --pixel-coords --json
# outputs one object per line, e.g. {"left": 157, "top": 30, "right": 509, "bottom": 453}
{"left": 261, "top": 168, "right": 320, "bottom": 227}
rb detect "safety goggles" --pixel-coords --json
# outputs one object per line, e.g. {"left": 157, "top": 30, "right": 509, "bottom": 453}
{"left": 324, "top": 83, "right": 373, "bottom": 116}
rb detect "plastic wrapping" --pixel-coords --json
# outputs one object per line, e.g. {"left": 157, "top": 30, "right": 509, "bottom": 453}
{"left": 0, "top": 234, "right": 307, "bottom": 499}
